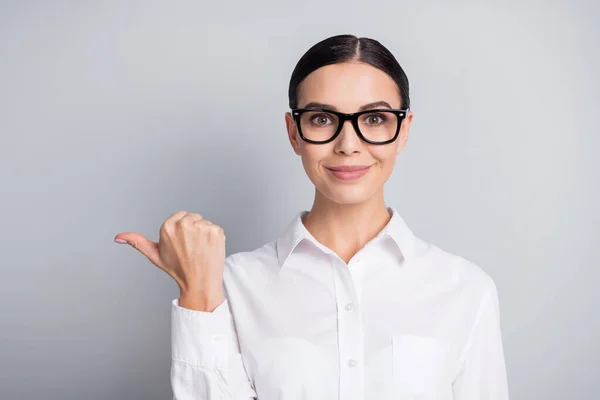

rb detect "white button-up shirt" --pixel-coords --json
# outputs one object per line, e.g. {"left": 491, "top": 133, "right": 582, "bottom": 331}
{"left": 171, "top": 207, "right": 509, "bottom": 399}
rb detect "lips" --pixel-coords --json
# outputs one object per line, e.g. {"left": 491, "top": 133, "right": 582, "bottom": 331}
{"left": 325, "top": 164, "right": 372, "bottom": 181}
{"left": 325, "top": 165, "right": 371, "bottom": 172}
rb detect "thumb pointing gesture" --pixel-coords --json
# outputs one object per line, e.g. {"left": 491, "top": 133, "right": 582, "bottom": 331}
{"left": 114, "top": 232, "right": 162, "bottom": 269}
{"left": 114, "top": 211, "right": 227, "bottom": 311}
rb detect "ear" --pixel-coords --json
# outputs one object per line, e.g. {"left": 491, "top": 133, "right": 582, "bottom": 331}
{"left": 285, "top": 112, "right": 302, "bottom": 156}
{"left": 396, "top": 110, "right": 413, "bottom": 155}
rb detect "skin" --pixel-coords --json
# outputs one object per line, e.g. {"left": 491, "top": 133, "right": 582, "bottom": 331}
{"left": 284, "top": 61, "right": 414, "bottom": 264}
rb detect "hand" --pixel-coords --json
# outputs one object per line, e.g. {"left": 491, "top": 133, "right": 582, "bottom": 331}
{"left": 114, "top": 211, "right": 226, "bottom": 311}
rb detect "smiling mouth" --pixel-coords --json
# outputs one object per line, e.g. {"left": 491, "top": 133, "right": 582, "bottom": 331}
{"left": 325, "top": 165, "right": 371, "bottom": 172}
{"left": 325, "top": 165, "right": 372, "bottom": 180}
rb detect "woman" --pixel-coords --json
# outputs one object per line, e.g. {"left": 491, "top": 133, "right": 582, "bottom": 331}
{"left": 115, "top": 34, "right": 509, "bottom": 399}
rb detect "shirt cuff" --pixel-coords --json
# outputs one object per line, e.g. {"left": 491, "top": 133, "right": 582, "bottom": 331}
{"left": 171, "top": 297, "right": 236, "bottom": 369}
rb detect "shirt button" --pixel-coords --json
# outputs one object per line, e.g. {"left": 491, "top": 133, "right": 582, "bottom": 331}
{"left": 347, "top": 359, "right": 357, "bottom": 368}
{"left": 344, "top": 303, "right": 354, "bottom": 311}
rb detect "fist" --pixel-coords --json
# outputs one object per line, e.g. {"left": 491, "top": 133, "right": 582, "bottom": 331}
{"left": 114, "top": 211, "right": 226, "bottom": 300}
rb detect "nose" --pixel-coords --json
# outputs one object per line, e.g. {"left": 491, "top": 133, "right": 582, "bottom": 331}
{"left": 334, "top": 119, "right": 362, "bottom": 154}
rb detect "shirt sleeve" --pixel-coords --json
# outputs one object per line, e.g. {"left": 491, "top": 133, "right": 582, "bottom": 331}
{"left": 452, "top": 283, "right": 510, "bottom": 400}
{"left": 170, "top": 297, "right": 257, "bottom": 400}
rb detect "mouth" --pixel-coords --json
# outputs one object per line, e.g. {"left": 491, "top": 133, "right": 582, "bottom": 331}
{"left": 325, "top": 164, "right": 372, "bottom": 181}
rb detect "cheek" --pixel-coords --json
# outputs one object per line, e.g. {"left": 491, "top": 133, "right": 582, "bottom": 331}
{"left": 299, "top": 146, "right": 329, "bottom": 170}
{"left": 373, "top": 149, "right": 397, "bottom": 169}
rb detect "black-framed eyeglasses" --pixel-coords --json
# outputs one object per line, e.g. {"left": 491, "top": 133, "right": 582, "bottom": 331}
{"left": 291, "top": 108, "right": 409, "bottom": 145}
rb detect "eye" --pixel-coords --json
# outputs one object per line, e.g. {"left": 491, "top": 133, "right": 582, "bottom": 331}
{"left": 363, "top": 113, "right": 386, "bottom": 125}
{"left": 310, "top": 114, "right": 334, "bottom": 126}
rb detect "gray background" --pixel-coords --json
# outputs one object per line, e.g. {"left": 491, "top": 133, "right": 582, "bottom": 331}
{"left": 1, "top": 1, "right": 598, "bottom": 399}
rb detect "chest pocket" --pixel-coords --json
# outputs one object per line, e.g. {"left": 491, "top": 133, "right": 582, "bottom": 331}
{"left": 392, "top": 335, "right": 454, "bottom": 399}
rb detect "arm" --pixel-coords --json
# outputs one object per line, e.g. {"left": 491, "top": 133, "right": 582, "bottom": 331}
{"left": 114, "top": 212, "right": 255, "bottom": 399}
{"left": 171, "top": 297, "right": 257, "bottom": 400}
{"left": 452, "top": 283, "right": 510, "bottom": 399}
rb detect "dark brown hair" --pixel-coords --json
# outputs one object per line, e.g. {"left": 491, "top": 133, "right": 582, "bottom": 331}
{"left": 288, "top": 34, "right": 410, "bottom": 110}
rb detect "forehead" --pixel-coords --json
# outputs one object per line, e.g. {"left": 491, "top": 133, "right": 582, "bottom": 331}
{"left": 297, "top": 62, "right": 401, "bottom": 111}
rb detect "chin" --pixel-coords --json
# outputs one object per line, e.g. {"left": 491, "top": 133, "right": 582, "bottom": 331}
{"left": 320, "top": 185, "right": 375, "bottom": 205}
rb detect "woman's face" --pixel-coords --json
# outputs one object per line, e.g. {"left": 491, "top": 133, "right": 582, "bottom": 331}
{"left": 285, "top": 61, "right": 413, "bottom": 205}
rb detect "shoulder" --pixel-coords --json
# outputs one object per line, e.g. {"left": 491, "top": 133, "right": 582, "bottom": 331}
{"left": 223, "top": 240, "right": 280, "bottom": 285}
{"left": 419, "top": 237, "right": 499, "bottom": 300}
{"left": 225, "top": 239, "right": 279, "bottom": 268}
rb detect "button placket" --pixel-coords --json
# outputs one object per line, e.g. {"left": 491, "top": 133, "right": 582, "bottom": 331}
{"left": 330, "top": 256, "right": 365, "bottom": 400}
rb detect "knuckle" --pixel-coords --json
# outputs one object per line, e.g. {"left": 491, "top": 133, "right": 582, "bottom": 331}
{"left": 170, "top": 210, "right": 187, "bottom": 221}
{"left": 163, "top": 211, "right": 186, "bottom": 231}
{"left": 161, "top": 221, "right": 174, "bottom": 235}
{"left": 195, "top": 218, "right": 211, "bottom": 227}
{"left": 193, "top": 219, "right": 210, "bottom": 230}
{"left": 180, "top": 217, "right": 195, "bottom": 228}
{"left": 209, "top": 225, "right": 224, "bottom": 236}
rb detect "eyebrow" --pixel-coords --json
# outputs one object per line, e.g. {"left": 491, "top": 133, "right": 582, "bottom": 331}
{"left": 302, "top": 101, "right": 394, "bottom": 112}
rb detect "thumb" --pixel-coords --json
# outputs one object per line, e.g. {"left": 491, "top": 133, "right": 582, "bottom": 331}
{"left": 114, "top": 232, "right": 162, "bottom": 268}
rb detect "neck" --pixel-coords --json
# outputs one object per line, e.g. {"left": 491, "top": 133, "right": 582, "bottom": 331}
{"left": 302, "top": 189, "right": 391, "bottom": 263}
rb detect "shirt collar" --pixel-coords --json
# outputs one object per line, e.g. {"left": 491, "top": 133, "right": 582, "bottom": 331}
{"left": 276, "top": 206, "right": 415, "bottom": 269}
